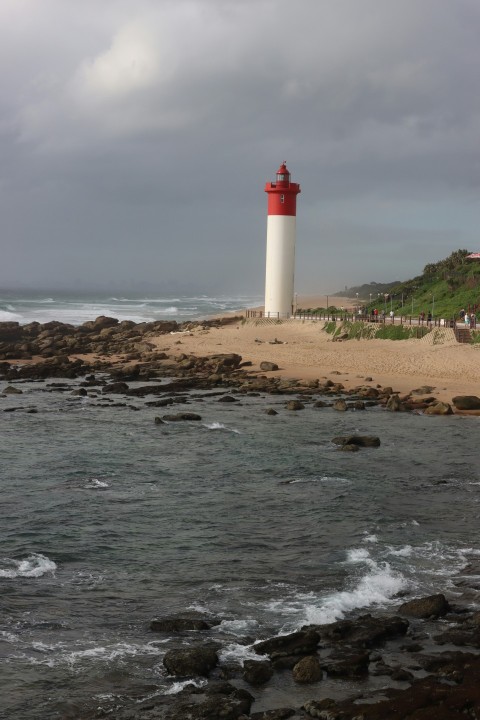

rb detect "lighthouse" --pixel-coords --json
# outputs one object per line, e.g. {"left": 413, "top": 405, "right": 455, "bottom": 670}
{"left": 264, "top": 162, "right": 301, "bottom": 318}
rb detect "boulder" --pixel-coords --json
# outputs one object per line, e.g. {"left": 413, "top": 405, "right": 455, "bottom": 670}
{"left": 102, "top": 382, "right": 129, "bottom": 394}
{"left": 386, "top": 394, "right": 404, "bottom": 411}
{"left": 253, "top": 629, "right": 319, "bottom": 659}
{"left": 316, "top": 614, "right": 409, "bottom": 648}
{"left": 452, "top": 395, "right": 480, "bottom": 410}
{"left": 423, "top": 402, "right": 453, "bottom": 415}
{"left": 162, "top": 413, "right": 202, "bottom": 421}
{"left": 285, "top": 400, "right": 305, "bottom": 411}
{"left": 332, "top": 399, "right": 348, "bottom": 411}
{"left": 218, "top": 395, "right": 239, "bottom": 402}
{"left": 163, "top": 645, "right": 219, "bottom": 677}
{"left": 398, "top": 593, "right": 451, "bottom": 618}
{"left": 260, "top": 361, "right": 279, "bottom": 372}
{"left": 292, "top": 655, "right": 322, "bottom": 683}
{"left": 3, "top": 385, "right": 23, "bottom": 394}
{"left": 166, "top": 682, "right": 253, "bottom": 720}
{"left": 265, "top": 408, "right": 278, "bottom": 415}
{"left": 331, "top": 435, "right": 380, "bottom": 448}
{"left": 320, "top": 648, "right": 370, "bottom": 677}
{"left": 150, "top": 613, "right": 215, "bottom": 632}
{"left": 242, "top": 659, "right": 274, "bottom": 686}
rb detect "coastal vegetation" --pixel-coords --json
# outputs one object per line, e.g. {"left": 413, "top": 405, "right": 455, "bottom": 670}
{"left": 323, "top": 320, "right": 430, "bottom": 341}
{"left": 332, "top": 249, "right": 480, "bottom": 319}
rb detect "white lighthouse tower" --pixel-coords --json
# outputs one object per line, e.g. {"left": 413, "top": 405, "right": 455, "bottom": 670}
{"left": 264, "top": 162, "right": 301, "bottom": 318}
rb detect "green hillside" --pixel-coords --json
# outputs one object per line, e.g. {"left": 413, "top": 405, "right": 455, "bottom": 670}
{"left": 340, "top": 250, "right": 480, "bottom": 319}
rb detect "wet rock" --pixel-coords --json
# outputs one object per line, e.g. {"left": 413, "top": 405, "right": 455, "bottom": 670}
{"left": 338, "top": 443, "right": 360, "bottom": 452}
{"left": 452, "top": 395, "right": 480, "bottom": 410}
{"left": 3, "top": 385, "right": 23, "bottom": 394}
{"left": 313, "top": 400, "right": 329, "bottom": 408}
{"left": 285, "top": 400, "right": 305, "bottom": 411}
{"left": 350, "top": 400, "right": 366, "bottom": 410}
{"left": 332, "top": 399, "right": 347, "bottom": 411}
{"left": 102, "top": 381, "right": 129, "bottom": 394}
{"left": 163, "top": 645, "right": 219, "bottom": 677}
{"left": 154, "top": 416, "right": 164, "bottom": 424}
{"left": 398, "top": 593, "right": 451, "bottom": 618}
{"left": 71, "top": 388, "right": 88, "bottom": 396}
{"left": 165, "top": 681, "right": 253, "bottom": 720}
{"left": 292, "top": 655, "right": 323, "bottom": 683}
{"left": 162, "top": 413, "right": 202, "bottom": 421}
{"left": 218, "top": 395, "right": 239, "bottom": 402}
{"left": 260, "top": 361, "right": 279, "bottom": 371}
{"left": 242, "top": 659, "right": 274, "bottom": 685}
{"left": 331, "top": 435, "right": 380, "bottom": 448}
{"left": 386, "top": 394, "right": 404, "bottom": 411}
{"left": 265, "top": 408, "right": 278, "bottom": 415}
{"left": 253, "top": 629, "right": 320, "bottom": 659}
{"left": 150, "top": 613, "right": 215, "bottom": 632}
{"left": 423, "top": 401, "right": 453, "bottom": 415}
{"left": 316, "top": 614, "right": 409, "bottom": 648}
{"left": 250, "top": 710, "right": 297, "bottom": 720}
{"left": 320, "top": 648, "right": 370, "bottom": 677}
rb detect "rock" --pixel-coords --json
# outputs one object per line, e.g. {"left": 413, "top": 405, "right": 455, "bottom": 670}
{"left": 242, "top": 659, "right": 274, "bottom": 685}
{"left": 332, "top": 399, "right": 348, "bottom": 411}
{"left": 337, "top": 443, "right": 359, "bottom": 452}
{"left": 313, "top": 400, "right": 329, "bottom": 408}
{"left": 285, "top": 400, "right": 305, "bottom": 411}
{"left": 292, "top": 655, "right": 323, "bottom": 683}
{"left": 3, "top": 385, "right": 23, "bottom": 394}
{"left": 162, "top": 413, "right": 202, "bottom": 421}
{"left": 253, "top": 629, "right": 320, "bottom": 659}
{"left": 265, "top": 408, "right": 278, "bottom": 415}
{"left": 150, "top": 613, "right": 215, "bottom": 632}
{"left": 154, "top": 416, "right": 164, "bottom": 424}
{"left": 452, "top": 395, "right": 480, "bottom": 410}
{"left": 260, "top": 361, "right": 279, "bottom": 371}
{"left": 320, "top": 648, "right": 370, "bottom": 677}
{"left": 316, "top": 614, "right": 409, "bottom": 648}
{"left": 218, "top": 395, "right": 239, "bottom": 402}
{"left": 423, "top": 401, "right": 453, "bottom": 415}
{"left": 398, "top": 593, "right": 451, "bottom": 618}
{"left": 411, "top": 385, "right": 436, "bottom": 395}
{"left": 350, "top": 400, "right": 366, "bottom": 410}
{"left": 386, "top": 394, "right": 404, "bottom": 411}
{"left": 71, "top": 388, "right": 87, "bottom": 396}
{"left": 163, "top": 645, "right": 219, "bottom": 677}
{"left": 102, "top": 382, "right": 129, "bottom": 394}
{"left": 166, "top": 682, "right": 253, "bottom": 720}
{"left": 331, "top": 435, "right": 380, "bottom": 448}
{"left": 250, "top": 710, "right": 296, "bottom": 720}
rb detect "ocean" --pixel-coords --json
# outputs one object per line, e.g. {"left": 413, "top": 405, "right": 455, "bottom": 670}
{"left": 0, "top": 292, "right": 261, "bottom": 326}
{"left": 1, "top": 294, "right": 480, "bottom": 718}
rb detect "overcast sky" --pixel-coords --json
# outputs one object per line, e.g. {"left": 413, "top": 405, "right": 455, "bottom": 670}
{"left": 2, "top": 0, "right": 480, "bottom": 295}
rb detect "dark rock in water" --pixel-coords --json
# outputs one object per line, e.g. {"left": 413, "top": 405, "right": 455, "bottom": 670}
{"left": 314, "top": 614, "right": 409, "bottom": 648}
{"left": 71, "top": 388, "right": 87, "bottom": 396}
{"left": 253, "top": 629, "right": 319, "bottom": 659}
{"left": 166, "top": 682, "right": 253, "bottom": 720}
{"left": 292, "top": 655, "right": 322, "bottom": 683}
{"left": 3, "top": 385, "right": 23, "bottom": 394}
{"left": 331, "top": 435, "right": 380, "bottom": 448}
{"left": 260, "top": 361, "right": 279, "bottom": 371}
{"left": 162, "top": 413, "right": 202, "bottom": 421}
{"left": 102, "top": 381, "right": 129, "bottom": 394}
{"left": 265, "top": 408, "right": 278, "bottom": 415}
{"left": 452, "top": 395, "right": 480, "bottom": 410}
{"left": 145, "top": 397, "right": 175, "bottom": 407}
{"left": 313, "top": 399, "right": 329, "bottom": 408}
{"left": 350, "top": 400, "right": 366, "bottom": 410}
{"left": 218, "top": 395, "right": 239, "bottom": 402}
{"left": 398, "top": 593, "right": 451, "bottom": 618}
{"left": 320, "top": 648, "right": 370, "bottom": 677}
{"left": 163, "top": 645, "right": 219, "bottom": 677}
{"left": 423, "top": 401, "right": 453, "bottom": 415}
{"left": 242, "top": 659, "right": 274, "bottom": 686}
{"left": 150, "top": 613, "right": 215, "bottom": 632}
{"left": 332, "top": 399, "right": 348, "bottom": 411}
{"left": 154, "top": 417, "right": 164, "bottom": 424}
{"left": 250, "top": 710, "right": 296, "bottom": 720}
{"left": 285, "top": 400, "right": 305, "bottom": 411}
{"left": 386, "top": 393, "right": 405, "bottom": 411}
{"left": 338, "top": 443, "right": 359, "bottom": 452}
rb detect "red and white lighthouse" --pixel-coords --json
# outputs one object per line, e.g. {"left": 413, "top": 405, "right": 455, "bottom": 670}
{"left": 264, "top": 162, "right": 301, "bottom": 318}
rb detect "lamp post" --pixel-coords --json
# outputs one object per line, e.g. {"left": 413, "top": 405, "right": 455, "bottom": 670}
{"left": 432, "top": 295, "right": 435, "bottom": 318}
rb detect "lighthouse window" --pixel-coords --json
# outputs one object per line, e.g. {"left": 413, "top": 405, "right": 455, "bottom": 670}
{"left": 277, "top": 174, "right": 285, "bottom": 181}
{"left": 280, "top": 194, "right": 285, "bottom": 203}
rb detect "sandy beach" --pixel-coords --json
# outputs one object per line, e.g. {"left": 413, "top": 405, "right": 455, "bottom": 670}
{"left": 150, "top": 295, "right": 480, "bottom": 405}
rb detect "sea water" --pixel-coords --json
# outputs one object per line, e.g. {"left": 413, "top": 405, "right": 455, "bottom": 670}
{"left": 1, "top": 375, "right": 480, "bottom": 718}
{"left": 0, "top": 292, "right": 261, "bottom": 325}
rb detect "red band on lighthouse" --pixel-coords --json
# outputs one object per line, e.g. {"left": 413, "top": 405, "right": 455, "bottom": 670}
{"left": 265, "top": 162, "right": 301, "bottom": 216}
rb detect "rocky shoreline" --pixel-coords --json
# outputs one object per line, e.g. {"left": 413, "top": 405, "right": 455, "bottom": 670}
{"left": 2, "top": 315, "right": 480, "bottom": 415}
{"left": 94, "top": 592, "right": 480, "bottom": 719}
{"left": 2, "top": 316, "right": 480, "bottom": 718}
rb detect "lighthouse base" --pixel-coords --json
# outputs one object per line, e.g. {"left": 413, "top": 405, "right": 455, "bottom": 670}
{"left": 264, "top": 215, "right": 296, "bottom": 318}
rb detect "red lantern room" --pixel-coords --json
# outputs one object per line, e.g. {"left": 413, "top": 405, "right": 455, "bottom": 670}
{"left": 264, "top": 161, "right": 301, "bottom": 216}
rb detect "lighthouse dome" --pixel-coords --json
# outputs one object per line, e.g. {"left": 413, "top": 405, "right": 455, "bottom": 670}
{"left": 276, "top": 162, "right": 290, "bottom": 184}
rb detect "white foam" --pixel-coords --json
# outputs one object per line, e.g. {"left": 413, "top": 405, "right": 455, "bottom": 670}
{"left": 219, "top": 642, "right": 262, "bottom": 664}
{"left": 164, "top": 679, "right": 207, "bottom": 695}
{"left": 203, "top": 422, "right": 241, "bottom": 434}
{"left": 0, "top": 553, "right": 57, "bottom": 579}
{"left": 84, "top": 478, "right": 109, "bottom": 489}
{"left": 217, "top": 618, "right": 258, "bottom": 635}
{"left": 363, "top": 534, "right": 379, "bottom": 543}
{"left": 387, "top": 545, "right": 413, "bottom": 557}
{"left": 304, "top": 562, "right": 407, "bottom": 625}
{"left": 346, "top": 548, "right": 371, "bottom": 563}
